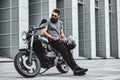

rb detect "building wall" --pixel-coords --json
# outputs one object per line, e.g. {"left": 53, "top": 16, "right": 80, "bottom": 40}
{"left": 71, "top": 0, "right": 79, "bottom": 58}
{"left": 117, "top": 0, "right": 120, "bottom": 58}
{"left": 109, "top": 0, "right": 118, "bottom": 58}
{"left": 78, "top": 0, "right": 96, "bottom": 59}
{"left": 29, "top": 0, "right": 49, "bottom": 26}
{"left": 0, "top": 0, "right": 19, "bottom": 58}
{"left": 96, "top": 0, "right": 110, "bottom": 58}
{"left": 0, "top": 0, "right": 120, "bottom": 59}
{"left": 0, "top": 0, "right": 28, "bottom": 58}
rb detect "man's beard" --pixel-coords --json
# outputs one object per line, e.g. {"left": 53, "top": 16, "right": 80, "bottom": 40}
{"left": 51, "top": 18, "right": 58, "bottom": 23}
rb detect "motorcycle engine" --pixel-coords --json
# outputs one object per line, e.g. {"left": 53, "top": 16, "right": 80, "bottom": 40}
{"left": 46, "top": 51, "right": 56, "bottom": 58}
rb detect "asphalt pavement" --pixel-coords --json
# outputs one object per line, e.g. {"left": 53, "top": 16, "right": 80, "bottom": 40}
{"left": 0, "top": 57, "right": 120, "bottom": 80}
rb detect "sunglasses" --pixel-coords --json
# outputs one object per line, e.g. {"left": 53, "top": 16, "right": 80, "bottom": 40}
{"left": 52, "top": 14, "right": 58, "bottom": 18}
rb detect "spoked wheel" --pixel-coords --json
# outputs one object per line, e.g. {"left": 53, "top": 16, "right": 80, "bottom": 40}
{"left": 56, "top": 55, "right": 69, "bottom": 73}
{"left": 14, "top": 51, "right": 41, "bottom": 78}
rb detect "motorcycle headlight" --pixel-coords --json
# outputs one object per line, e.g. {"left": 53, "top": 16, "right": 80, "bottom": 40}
{"left": 22, "top": 31, "right": 27, "bottom": 41}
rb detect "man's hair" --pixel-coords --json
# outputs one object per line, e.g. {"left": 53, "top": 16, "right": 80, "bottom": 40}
{"left": 53, "top": 9, "right": 60, "bottom": 15}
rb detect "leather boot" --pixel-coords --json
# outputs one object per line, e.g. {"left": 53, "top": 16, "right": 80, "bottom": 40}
{"left": 73, "top": 66, "right": 88, "bottom": 76}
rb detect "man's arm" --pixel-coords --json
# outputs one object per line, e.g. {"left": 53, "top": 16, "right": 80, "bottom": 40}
{"left": 41, "top": 27, "right": 59, "bottom": 40}
{"left": 60, "top": 29, "right": 67, "bottom": 42}
{"left": 41, "top": 27, "right": 52, "bottom": 39}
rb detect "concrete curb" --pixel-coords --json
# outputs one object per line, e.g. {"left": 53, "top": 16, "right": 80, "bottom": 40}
{"left": 0, "top": 57, "right": 13, "bottom": 62}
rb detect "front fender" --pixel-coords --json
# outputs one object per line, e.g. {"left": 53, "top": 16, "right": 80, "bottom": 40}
{"left": 19, "top": 48, "right": 29, "bottom": 52}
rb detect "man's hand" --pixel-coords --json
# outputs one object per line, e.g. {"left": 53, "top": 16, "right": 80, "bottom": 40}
{"left": 51, "top": 36, "right": 60, "bottom": 41}
{"left": 62, "top": 37, "right": 67, "bottom": 43}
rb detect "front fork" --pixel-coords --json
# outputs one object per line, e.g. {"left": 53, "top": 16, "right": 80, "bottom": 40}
{"left": 28, "top": 31, "right": 34, "bottom": 64}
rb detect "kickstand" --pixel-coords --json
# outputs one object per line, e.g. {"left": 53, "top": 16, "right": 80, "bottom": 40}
{"left": 39, "top": 68, "right": 49, "bottom": 74}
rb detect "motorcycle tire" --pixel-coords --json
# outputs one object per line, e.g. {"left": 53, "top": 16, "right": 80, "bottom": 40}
{"left": 56, "top": 56, "right": 69, "bottom": 73}
{"left": 14, "top": 51, "right": 41, "bottom": 78}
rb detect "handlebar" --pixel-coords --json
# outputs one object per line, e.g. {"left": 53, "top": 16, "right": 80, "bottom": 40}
{"left": 30, "top": 25, "right": 40, "bottom": 31}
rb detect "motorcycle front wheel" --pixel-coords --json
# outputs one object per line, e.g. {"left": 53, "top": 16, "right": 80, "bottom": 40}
{"left": 14, "top": 51, "right": 41, "bottom": 78}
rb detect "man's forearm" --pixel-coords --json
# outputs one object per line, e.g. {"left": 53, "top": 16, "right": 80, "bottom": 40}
{"left": 41, "top": 28, "right": 52, "bottom": 39}
{"left": 43, "top": 31, "right": 52, "bottom": 39}
{"left": 60, "top": 29, "right": 66, "bottom": 38}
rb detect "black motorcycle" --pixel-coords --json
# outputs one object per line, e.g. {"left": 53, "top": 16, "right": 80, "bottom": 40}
{"left": 14, "top": 26, "right": 69, "bottom": 78}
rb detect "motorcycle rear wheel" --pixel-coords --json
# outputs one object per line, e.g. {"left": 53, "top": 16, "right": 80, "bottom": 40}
{"left": 56, "top": 55, "right": 69, "bottom": 73}
{"left": 14, "top": 51, "right": 41, "bottom": 78}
